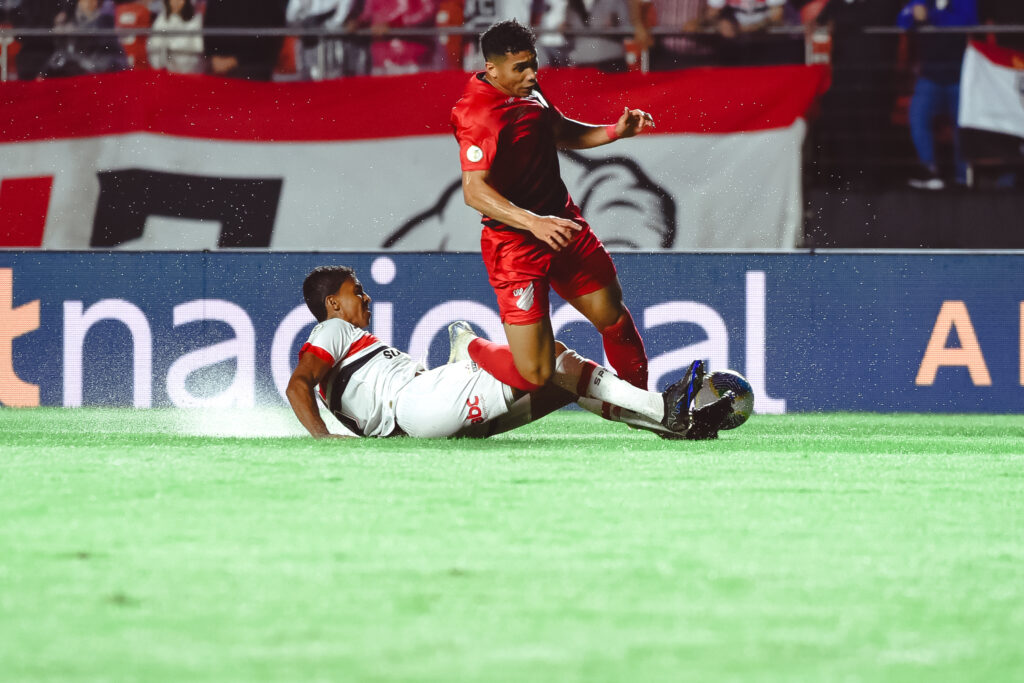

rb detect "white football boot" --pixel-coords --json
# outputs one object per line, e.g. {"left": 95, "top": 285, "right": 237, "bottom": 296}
{"left": 447, "top": 320, "right": 478, "bottom": 364}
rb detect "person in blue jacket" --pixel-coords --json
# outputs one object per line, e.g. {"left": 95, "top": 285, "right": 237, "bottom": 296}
{"left": 898, "top": 0, "right": 978, "bottom": 190}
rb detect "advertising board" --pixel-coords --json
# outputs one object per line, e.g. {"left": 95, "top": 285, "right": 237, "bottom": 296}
{"left": 2, "top": 252, "right": 1021, "bottom": 413}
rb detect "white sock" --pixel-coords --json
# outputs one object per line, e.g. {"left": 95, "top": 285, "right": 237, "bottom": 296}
{"left": 553, "top": 348, "right": 662, "bottom": 422}
{"left": 576, "top": 397, "right": 672, "bottom": 435}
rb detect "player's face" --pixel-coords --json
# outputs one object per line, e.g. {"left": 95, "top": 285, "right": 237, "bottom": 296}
{"left": 327, "top": 277, "right": 372, "bottom": 329}
{"left": 486, "top": 50, "right": 539, "bottom": 98}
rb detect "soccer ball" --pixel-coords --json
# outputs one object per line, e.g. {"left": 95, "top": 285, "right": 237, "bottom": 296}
{"left": 694, "top": 369, "right": 754, "bottom": 430}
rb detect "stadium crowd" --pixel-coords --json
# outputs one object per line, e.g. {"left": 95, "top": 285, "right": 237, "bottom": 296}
{"left": 2, "top": 0, "right": 1017, "bottom": 80}
{"left": 0, "top": 0, "right": 1021, "bottom": 190}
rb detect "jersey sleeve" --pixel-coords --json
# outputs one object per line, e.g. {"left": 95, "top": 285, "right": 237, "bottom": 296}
{"left": 452, "top": 103, "right": 499, "bottom": 172}
{"left": 300, "top": 318, "right": 354, "bottom": 366}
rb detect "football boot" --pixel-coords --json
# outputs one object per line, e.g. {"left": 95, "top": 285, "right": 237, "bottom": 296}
{"left": 660, "top": 360, "right": 705, "bottom": 433}
{"left": 447, "top": 320, "right": 477, "bottom": 364}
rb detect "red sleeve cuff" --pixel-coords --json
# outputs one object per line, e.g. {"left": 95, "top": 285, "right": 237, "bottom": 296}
{"left": 300, "top": 343, "right": 335, "bottom": 365}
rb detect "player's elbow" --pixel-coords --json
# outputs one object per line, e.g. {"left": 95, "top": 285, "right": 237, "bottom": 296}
{"left": 285, "top": 375, "right": 312, "bottom": 411}
{"left": 461, "top": 187, "right": 490, "bottom": 216}
{"left": 461, "top": 185, "right": 476, "bottom": 208}
{"left": 461, "top": 177, "right": 483, "bottom": 208}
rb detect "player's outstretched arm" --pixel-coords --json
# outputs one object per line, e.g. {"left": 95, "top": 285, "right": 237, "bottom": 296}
{"left": 461, "top": 170, "right": 581, "bottom": 251}
{"left": 555, "top": 107, "right": 655, "bottom": 150}
{"left": 287, "top": 353, "right": 351, "bottom": 439}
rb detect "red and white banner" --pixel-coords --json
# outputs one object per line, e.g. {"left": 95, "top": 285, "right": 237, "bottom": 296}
{"left": 959, "top": 41, "right": 1024, "bottom": 140}
{"left": 0, "top": 66, "right": 828, "bottom": 251}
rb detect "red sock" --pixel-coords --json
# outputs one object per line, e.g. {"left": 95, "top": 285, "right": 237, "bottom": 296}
{"left": 468, "top": 338, "right": 543, "bottom": 392}
{"left": 601, "top": 308, "right": 648, "bottom": 389}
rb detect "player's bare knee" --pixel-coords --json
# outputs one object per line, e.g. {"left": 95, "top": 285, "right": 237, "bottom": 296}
{"left": 589, "top": 301, "right": 627, "bottom": 332}
{"left": 526, "top": 365, "right": 553, "bottom": 386}
{"left": 515, "top": 359, "right": 552, "bottom": 386}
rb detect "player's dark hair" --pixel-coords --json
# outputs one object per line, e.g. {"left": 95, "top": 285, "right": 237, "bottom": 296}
{"left": 480, "top": 19, "right": 536, "bottom": 61}
{"left": 303, "top": 265, "right": 355, "bottom": 322}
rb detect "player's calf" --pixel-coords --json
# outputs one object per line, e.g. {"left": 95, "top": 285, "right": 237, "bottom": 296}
{"left": 553, "top": 347, "right": 662, "bottom": 421}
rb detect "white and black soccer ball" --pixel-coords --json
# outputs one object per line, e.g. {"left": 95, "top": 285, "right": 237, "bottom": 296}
{"left": 694, "top": 370, "right": 754, "bottom": 430}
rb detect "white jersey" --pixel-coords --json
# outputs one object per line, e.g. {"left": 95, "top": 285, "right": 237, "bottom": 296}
{"left": 301, "top": 318, "right": 424, "bottom": 437}
{"left": 707, "top": 0, "right": 787, "bottom": 28}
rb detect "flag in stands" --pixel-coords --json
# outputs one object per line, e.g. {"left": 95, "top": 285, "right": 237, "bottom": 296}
{"left": 0, "top": 67, "right": 828, "bottom": 251}
{"left": 959, "top": 41, "right": 1024, "bottom": 141}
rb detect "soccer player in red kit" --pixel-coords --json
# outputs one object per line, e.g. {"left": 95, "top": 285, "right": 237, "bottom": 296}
{"left": 451, "top": 19, "right": 656, "bottom": 396}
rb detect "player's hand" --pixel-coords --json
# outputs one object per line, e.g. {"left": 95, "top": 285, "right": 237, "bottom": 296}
{"left": 615, "top": 106, "right": 655, "bottom": 139}
{"left": 527, "top": 215, "right": 582, "bottom": 251}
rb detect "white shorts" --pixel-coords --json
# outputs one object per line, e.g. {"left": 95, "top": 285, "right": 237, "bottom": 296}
{"left": 394, "top": 361, "right": 515, "bottom": 438}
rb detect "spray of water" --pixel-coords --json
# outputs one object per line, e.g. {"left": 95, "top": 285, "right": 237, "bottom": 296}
{"left": 169, "top": 406, "right": 311, "bottom": 438}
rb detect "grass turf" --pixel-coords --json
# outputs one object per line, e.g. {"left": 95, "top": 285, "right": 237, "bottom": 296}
{"left": 1, "top": 408, "right": 1023, "bottom": 682}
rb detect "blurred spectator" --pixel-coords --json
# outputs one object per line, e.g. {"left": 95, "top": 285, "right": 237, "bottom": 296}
{"left": 349, "top": 0, "right": 437, "bottom": 75}
{"left": 112, "top": 0, "right": 152, "bottom": 69}
{"left": 805, "top": 0, "right": 903, "bottom": 189}
{"left": 286, "top": 0, "right": 368, "bottom": 79}
{"left": 537, "top": 0, "right": 645, "bottom": 72}
{"left": 460, "top": 0, "right": 532, "bottom": 70}
{"left": 978, "top": 0, "right": 1024, "bottom": 51}
{"left": 204, "top": 0, "right": 287, "bottom": 80}
{"left": 147, "top": 0, "right": 204, "bottom": 73}
{"left": 537, "top": 0, "right": 569, "bottom": 63}
{"left": 686, "top": 0, "right": 797, "bottom": 65}
{"left": 47, "top": 0, "right": 130, "bottom": 76}
{"left": 649, "top": 0, "right": 716, "bottom": 70}
{"left": 899, "top": 0, "right": 977, "bottom": 190}
{"left": 5, "top": 0, "right": 66, "bottom": 79}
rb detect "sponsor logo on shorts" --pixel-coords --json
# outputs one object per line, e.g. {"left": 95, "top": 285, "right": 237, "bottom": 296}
{"left": 465, "top": 145, "right": 483, "bottom": 163}
{"left": 513, "top": 283, "right": 534, "bottom": 312}
{"left": 466, "top": 395, "right": 485, "bottom": 424}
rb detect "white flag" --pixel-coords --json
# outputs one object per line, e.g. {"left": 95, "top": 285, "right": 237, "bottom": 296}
{"left": 959, "top": 40, "right": 1024, "bottom": 140}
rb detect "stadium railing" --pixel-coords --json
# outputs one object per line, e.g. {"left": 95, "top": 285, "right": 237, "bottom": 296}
{"left": 1, "top": 24, "right": 833, "bottom": 82}
{"left": 2, "top": 24, "right": 1022, "bottom": 248}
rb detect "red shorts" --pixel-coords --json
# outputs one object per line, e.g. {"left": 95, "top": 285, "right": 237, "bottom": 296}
{"left": 480, "top": 214, "right": 617, "bottom": 325}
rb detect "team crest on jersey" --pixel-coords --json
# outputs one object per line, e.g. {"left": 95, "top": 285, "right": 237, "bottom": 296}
{"left": 466, "top": 145, "right": 483, "bottom": 163}
{"left": 512, "top": 283, "right": 535, "bottom": 311}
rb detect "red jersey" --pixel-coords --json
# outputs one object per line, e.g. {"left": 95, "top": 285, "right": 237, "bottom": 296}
{"left": 451, "top": 73, "right": 575, "bottom": 224}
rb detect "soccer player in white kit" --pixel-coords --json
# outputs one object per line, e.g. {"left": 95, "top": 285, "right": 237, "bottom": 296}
{"left": 287, "top": 266, "right": 734, "bottom": 440}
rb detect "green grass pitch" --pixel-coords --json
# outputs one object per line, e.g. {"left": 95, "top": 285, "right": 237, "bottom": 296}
{"left": 2, "top": 408, "right": 1023, "bottom": 682}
